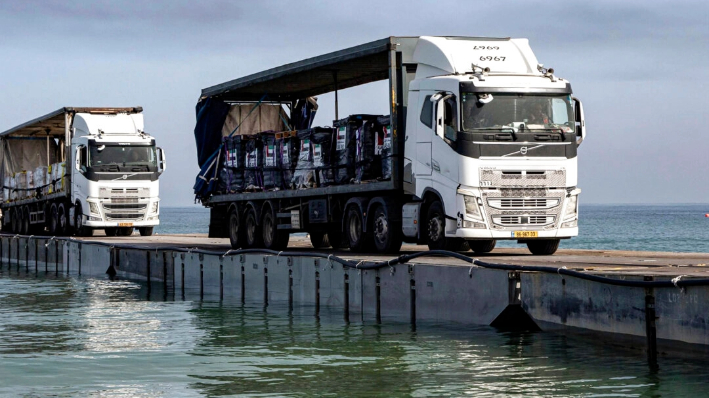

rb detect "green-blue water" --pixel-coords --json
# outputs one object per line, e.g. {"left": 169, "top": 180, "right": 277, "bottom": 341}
{"left": 1, "top": 204, "right": 708, "bottom": 396}
{"left": 1, "top": 271, "right": 708, "bottom": 397}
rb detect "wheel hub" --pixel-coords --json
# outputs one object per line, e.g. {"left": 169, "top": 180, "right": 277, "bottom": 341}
{"left": 374, "top": 215, "right": 388, "bottom": 242}
{"left": 428, "top": 216, "right": 443, "bottom": 242}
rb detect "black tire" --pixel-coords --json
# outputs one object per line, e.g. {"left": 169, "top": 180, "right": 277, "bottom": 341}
{"left": 526, "top": 239, "right": 560, "bottom": 255}
{"left": 228, "top": 207, "right": 243, "bottom": 249}
{"left": 262, "top": 207, "right": 289, "bottom": 250}
{"left": 244, "top": 207, "right": 262, "bottom": 248}
{"left": 10, "top": 208, "right": 17, "bottom": 233}
{"left": 74, "top": 204, "right": 92, "bottom": 237}
{"left": 309, "top": 231, "right": 330, "bottom": 249}
{"left": 47, "top": 203, "right": 59, "bottom": 235}
{"left": 345, "top": 205, "right": 369, "bottom": 253}
{"left": 426, "top": 201, "right": 460, "bottom": 251}
{"left": 21, "top": 207, "right": 30, "bottom": 235}
{"left": 118, "top": 227, "right": 133, "bottom": 237}
{"left": 105, "top": 228, "right": 118, "bottom": 237}
{"left": 371, "top": 203, "right": 403, "bottom": 254}
{"left": 327, "top": 227, "right": 348, "bottom": 250}
{"left": 57, "top": 203, "right": 68, "bottom": 235}
{"left": 139, "top": 227, "right": 154, "bottom": 236}
{"left": 469, "top": 239, "right": 496, "bottom": 254}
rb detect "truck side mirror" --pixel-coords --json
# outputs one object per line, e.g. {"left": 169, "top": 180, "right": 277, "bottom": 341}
{"left": 572, "top": 97, "right": 586, "bottom": 145}
{"left": 157, "top": 147, "right": 166, "bottom": 174}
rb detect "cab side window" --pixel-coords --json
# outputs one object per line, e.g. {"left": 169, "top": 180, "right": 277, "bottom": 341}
{"left": 420, "top": 95, "right": 433, "bottom": 128}
{"left": 443, "top": 97, "right": 457, "bottom": 142}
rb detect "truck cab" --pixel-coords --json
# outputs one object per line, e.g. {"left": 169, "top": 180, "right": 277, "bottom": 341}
{"left": 403, "top": 37, "right": 585, "bottom": 254}
{"left": 71, "top": 112, "right": 165, "bottom": 236}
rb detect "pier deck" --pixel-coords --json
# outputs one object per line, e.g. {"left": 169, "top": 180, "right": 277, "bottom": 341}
{"left": 2, "top": 233, "right": 709, "bottom": 361}
{"left": 78, "top": 233, "right": 709, "bottom": 277}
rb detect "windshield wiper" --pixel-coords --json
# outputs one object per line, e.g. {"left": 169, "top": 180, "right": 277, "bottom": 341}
{"left": 471, "top": 126, "right": 517, "bottom": 140}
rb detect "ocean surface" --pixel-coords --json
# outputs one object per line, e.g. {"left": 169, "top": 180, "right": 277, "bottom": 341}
{"left": 1, "top": 204, "right": 708, "bottom": 396}
{"left": 157, "top": 204, "right": 709, "bottom": 253}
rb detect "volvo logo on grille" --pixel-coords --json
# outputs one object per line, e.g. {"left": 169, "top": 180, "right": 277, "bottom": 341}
{"left": 520, "top": 146, "right": 528, "bottom": 155}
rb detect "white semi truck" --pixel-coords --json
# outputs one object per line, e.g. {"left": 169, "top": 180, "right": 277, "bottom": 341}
{"left": 0, "top": 107, "right": 166, "bottom": 237}
{"left": 197, "top": 36, "right": 585, "bottom": 255}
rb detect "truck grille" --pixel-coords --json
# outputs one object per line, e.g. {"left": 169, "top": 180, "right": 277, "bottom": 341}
{"left": 481, "top": 186, "right": 566, "bottom": 231}
{"left": 487, "top": 198, "right": 560, "bottom": 210}
{"left": 494, "top": 215, "right": 555, "bottom": 226}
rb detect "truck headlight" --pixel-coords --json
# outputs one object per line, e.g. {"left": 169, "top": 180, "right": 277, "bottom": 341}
{"left": 151, "top": 202, "right": 159, "bottom": 214}
{"left": 89, "top": 201, "right": 100, "bottom": 215}
{"left": 463, "top": 195, "right": 483, "bottom": 220}
{"left": 563, "top": 195, "right": 578, "bottom": 220}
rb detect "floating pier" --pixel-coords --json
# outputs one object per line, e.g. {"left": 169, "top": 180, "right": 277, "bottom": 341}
{"left": 2, "top": 233, "right": 708, "bottom": 363}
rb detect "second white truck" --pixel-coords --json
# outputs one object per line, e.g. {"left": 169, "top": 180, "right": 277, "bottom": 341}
{"left": 0, "top": 107, "right": 166, "bottom": 236}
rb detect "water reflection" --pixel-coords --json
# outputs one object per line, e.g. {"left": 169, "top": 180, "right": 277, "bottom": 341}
{"left": 1, "top": 270, "right": 709, "bottom": 397}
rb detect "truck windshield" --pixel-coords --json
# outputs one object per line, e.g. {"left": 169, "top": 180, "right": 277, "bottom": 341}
{"left": 89, "top": 145, "right": 157, "bottom": 168}
{"left": 461, "top": 93, "right": 575, "bottom": 132}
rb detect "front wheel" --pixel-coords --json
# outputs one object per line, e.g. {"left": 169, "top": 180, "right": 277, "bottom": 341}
{"left": 74, "top": 204, "right": 93, "bottom": 237}
{"left": 426, "top": 201, "right": 460, "bottom": 251}
{"left": 139, "top": 227, "right": 154, "bottom": 236}
{"left": 526, "top": 239, "right": 560, "bottom": 255}
{"left": 469, "top": 239, "right": 496, "bottom": 254}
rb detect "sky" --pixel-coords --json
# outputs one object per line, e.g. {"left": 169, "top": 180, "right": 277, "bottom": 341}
{"left": 0, "top": 0, "right": 707, "bottom": 206}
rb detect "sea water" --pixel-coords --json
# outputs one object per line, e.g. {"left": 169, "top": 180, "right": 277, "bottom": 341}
{"left": 0, "top": 204, "right": 707, "bottom": 396}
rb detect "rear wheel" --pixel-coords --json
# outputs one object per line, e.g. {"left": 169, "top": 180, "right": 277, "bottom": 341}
{"left": 10, "top": 208, "right": 18, "bottom": 233}
{"left": 244, "top": 207, "right": 262, "bottom": 248}
{"left": 309, "top": 231, "right": 330, "bottom": 249}
{"left": 371, "top": 203, "right": 403, "bottom": 253}
{"left": 138, "top": 227, "right": 154, "bottom": 236}
{"left": 105, "top": 228, "right": 118, "bottom": 237}
{"left": 21, "top": 207, "right": 30, "bottom": 235}
{"left": 345, "top": 205, "right": 369, "bottom": 253}
{"left": 327, "top": 227, "right": 347, "bottom": 250}
{"left": 57, "top": 203, "right": 67, "bottom": 235}
{"left": 47, "top": 203, "right": 59, "bottom": 235}
{"left": 118, "top": 227, "right": 133, "bottom": 237}
{"left": 228, "top": 206, "right": 244, "bottom": 249}
{"left": 262, "top": 208, "right": 289, "bottom": 250}
{"left": 526, "top": 239, "right": 560, "bottom": 255}
{"left": 469, "top": 239, "right": 496, "bottom": 254}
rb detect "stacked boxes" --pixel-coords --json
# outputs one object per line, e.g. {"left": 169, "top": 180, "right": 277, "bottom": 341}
{"left": 48, "top": 162, "right": 66, "bottom": 193}
{"left": 277, "top": 131, "right": 298, "bottom": 190}
{"left": 261, "top": 132, "right": 282, "bottom": 190}
{"left": 375, "top": 115, "right": 392, "bottom": 180}
{"left": 243, "top": 136, "right": 263, "bottom": 190}
{"left": 219, "top": 135, "right": 245, "bottom": 193}
{"left": 215, "top": 114, "right": 391, "bottom": 194}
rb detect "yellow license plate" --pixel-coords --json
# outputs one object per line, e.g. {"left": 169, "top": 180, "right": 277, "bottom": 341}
{"left": 514, "top": 231, "right": 538, "bottom": 238}
{"left": 118, "top": 223, "right": 133, "bottom": 227}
